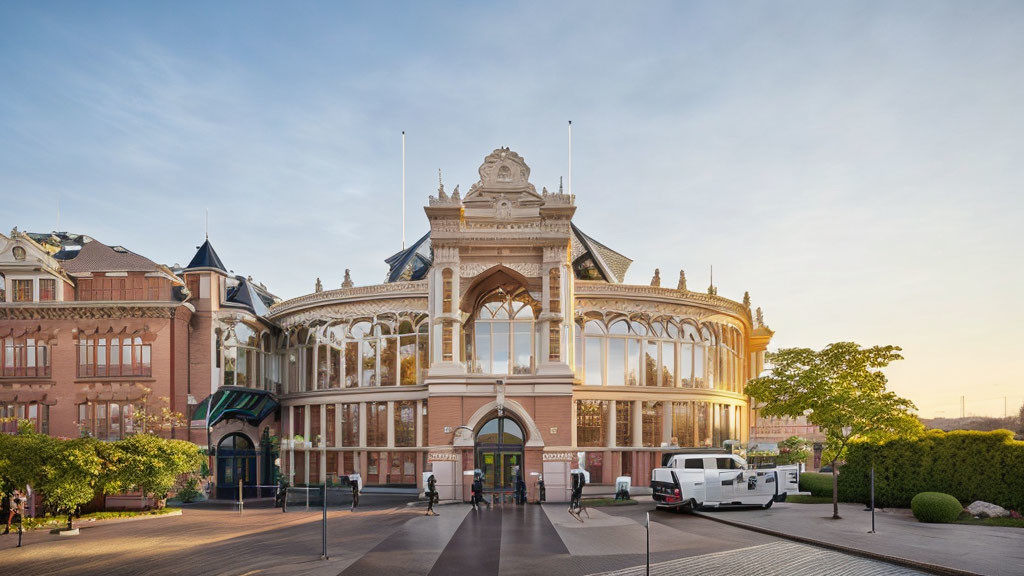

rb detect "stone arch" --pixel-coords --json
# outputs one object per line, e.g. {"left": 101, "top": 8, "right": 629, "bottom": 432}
{"left": 454, "top": 399, "right": 545, "bottom": 448}
{"left": 458, "top": 265, "right": 537, "bottom": 315}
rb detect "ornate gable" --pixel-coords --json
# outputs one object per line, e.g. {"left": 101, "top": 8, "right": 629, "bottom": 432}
{"left": 462, "top": 148, "right": 544, "bottom": 207}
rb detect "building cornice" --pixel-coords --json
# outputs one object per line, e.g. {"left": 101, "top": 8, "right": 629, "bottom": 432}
{"left": 268, "top": 280, "right": 429, "bottom": 319}
{"left": 574, "top": 281, "right": 752, "bottom": 328}
{"left": 0, "top": 301, "right": 186, "bottom": 320}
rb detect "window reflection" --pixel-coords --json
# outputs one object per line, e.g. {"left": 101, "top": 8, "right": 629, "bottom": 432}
{"left": 469, "top": 291, "right": 536, "bottom": 375}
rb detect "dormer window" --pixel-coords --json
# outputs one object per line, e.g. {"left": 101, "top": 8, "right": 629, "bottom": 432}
{"left": 39, "top": 279, "right": 56, "bottom": 301}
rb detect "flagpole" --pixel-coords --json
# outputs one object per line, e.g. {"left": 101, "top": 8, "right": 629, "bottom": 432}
{"left": 567, "top": 121, "right": 573, "bottom": 196}
{"left": 402, "top": 131, "right": 406, "bottom": 250}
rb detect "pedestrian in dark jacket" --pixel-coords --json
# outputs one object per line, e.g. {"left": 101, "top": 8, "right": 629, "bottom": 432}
{"left": 471, "top": 474, "right": 483, "bottom": 510}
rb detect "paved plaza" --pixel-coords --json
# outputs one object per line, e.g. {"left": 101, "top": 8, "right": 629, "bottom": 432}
{"left": 0, "top": 496, "right": 943, "bottom": 576}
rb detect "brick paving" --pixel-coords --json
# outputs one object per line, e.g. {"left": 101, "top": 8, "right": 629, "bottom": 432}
{"left": 0, "top": 497, "right": 944, "bottom": 576}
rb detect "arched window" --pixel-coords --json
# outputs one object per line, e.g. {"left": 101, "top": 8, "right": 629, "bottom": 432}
{"left": 471, "top": 291, "right": 536, "bottom": 375}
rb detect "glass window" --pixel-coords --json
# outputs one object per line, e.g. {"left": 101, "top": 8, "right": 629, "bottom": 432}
{"left": 380, "top": 337, "right": 397, "bottom": 386}
{"left": 38, "top": 279, "right": 56, "bottom": 301}
{"left": 341, "top": 403, "right": 359, "bottom": 447}
{"left": 607, "top": 339, "right": 625, "bottom": 386}
{"left": 684, "top": 458, "right": 703, "bottom": 470}
{"left": 361, "top": 339, "right": 377, "bottom": 386}
{"left": 644, "top": 341, "right": 657, "bottom": 386}
{"left": 394, "top": 401, "right": 416, "bottom": 447}
{"left": 615, "top": 401, "right": 632, "bottom": 447}
{"left": 622, "top": 336, "right": 638, "bottom": 385}
{"left": 696, "top": 401, "right": 712, "bottom": 447}
{"left": 329, "top": 347, "right": 341, "bottom": 388}
{"left": 13, "top": 279, "right": 32, "bottom": 302}
{"left": 512, "top": 322, "right": 531, "bottom": 374}
{"left": 576, "top": 400, "right": 608, "bottom": 447}
{"left": 345, "top": 341, "right": 359, "bottom": 388}
{"left": 661, "top": 342, "right": 675, "bottom": 387}
{"left": 471, "top": 293, "right": 536, "bottom": 375}
{"left": 417, "top": 323, "right": 430, "bottom": 382}
{"left": 366, "top": 402, "right": 387, "bottom": 446}
{"left": 642, "top": 401, "right": 662, "bottom": 447}
{"left": 584, "top": 334, "right": 603, "bottom": 386}
{"left": 399, "top": 334, "right": 417, "bottom": 385}
{"left": 672, "top": 402, "right": 693, "bottom": 447}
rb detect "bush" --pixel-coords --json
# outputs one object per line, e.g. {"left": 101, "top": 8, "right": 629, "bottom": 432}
{"left": 176, "top": 475, "right": 202, "bottom": 503}
{"left": 911, "top": 492, "right": 963, "bottom": 523}
{"left": 839, "top": 429, "right": 1024, "bottom": 511}
{"left": 799, "top": 472, "right": 834, "bottom": 497}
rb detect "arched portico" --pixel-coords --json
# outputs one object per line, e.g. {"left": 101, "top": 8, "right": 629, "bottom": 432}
{"left": 455, "top": 399, "right": 545, "bottom": 448}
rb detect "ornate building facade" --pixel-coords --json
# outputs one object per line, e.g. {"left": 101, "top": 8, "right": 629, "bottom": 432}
{"left": 263, "top": 148, "right": 774, "bottom": 502}
{"left": 1, "top": 147, "right": 775, "bottom": 503}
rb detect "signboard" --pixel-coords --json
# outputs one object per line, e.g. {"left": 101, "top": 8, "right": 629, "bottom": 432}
{"left": 542, "top": 452, "right": 574, "bottom": 462}
{"left": 428, "top": 452, "right": 458, "bottom": 462}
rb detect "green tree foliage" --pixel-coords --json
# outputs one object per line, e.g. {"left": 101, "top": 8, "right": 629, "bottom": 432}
{"left": 839, "top": 429, "right": 1024, "bottom": 511}
{"left": 745, "top": 342, "right": 921, "bottom": 519}
{"left": 776, "top": 436, "right": 812, "bottom": 466}
{"left": 112, "top": 434, "right": 204, "bottom": 505}
{"left": 37, "top": 437, "right": 104, "bottom": 530}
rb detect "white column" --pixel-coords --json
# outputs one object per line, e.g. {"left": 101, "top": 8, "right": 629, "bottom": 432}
{"left": 607, "top": 401, "right": 617, "bottom": 448}
{"left": 416, "top": 400, "right": 423, "bottom": 447}
{"left": 359, "top": 402, "right": 367, "bottom": 447}
{"left": 320, "top": 404, "right": 327, "bottom": 481}
{"left": 632, "top": 400, "right": 643, "bottom": 448}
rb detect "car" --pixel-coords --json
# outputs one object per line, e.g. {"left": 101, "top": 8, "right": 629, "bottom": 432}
{"left": 651, "top": 452, "right": 799, "bottom": 511}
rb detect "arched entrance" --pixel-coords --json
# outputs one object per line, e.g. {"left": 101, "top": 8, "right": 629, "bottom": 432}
{"left": 217, "top": 433, "right": 257, "bottom": 500}
{"left": 475, "top": 416, "right": 525, "bottom": 500}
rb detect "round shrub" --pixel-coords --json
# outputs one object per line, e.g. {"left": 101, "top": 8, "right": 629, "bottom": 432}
{"left": 911, "top": 492, "right": 962, "bottom": 523}
{"left": 799, "top": 472, "right": 834, "bottom": 498}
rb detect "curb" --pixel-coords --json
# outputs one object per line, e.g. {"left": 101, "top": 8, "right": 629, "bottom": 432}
{"left": 693, "top": 511, "right": 982, "bottom": 576}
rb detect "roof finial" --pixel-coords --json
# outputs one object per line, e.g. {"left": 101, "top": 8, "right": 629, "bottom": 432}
{"left": 437, "top": 168, "right": 447, "bottom": 200}
{"left": 707, "top": 265, "right": 717, "bottom": 295}
{"left": 650, "top": 268, "right": 661, "bottom": 287}
{"left": 559, "top": 176, "right": 564, "bottom": 194}
{"left": 342, "top": 269, "right": 354, "bottom": 289}
{"left": 677, "top": 269, "right": 687, "bottom": 291}
{"left": 743, "top": 291, "right": 751, "bottom": 311}
{"left": 205, "top": 208, "right": 209, "bottom": 240}
{"left": 315, "top": 278, "right": 323, "bottom": 293}
{"left": 756, "top": 307, "right": 766, "bottom": 328}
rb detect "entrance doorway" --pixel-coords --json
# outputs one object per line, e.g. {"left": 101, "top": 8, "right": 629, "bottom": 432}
{"left": 475, "top": 416, "right": 525, "bottom": 501}
{"left": 217, "top": 433, "right": 257, "bottom": 500}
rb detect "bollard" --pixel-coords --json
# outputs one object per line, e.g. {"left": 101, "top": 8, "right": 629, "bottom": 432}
{"left": 321, "top": 484, "right": 328, "bottom": 560}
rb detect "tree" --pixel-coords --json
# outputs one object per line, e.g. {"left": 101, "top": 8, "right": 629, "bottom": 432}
{"left": 37, "top": 437, "right": 103, "bottom": 531}
{"left": 745, "top": 342, "right": 922, "bottom": 519}
{"left": 1017, "top": 402, "right": 1024, "bottom": 439}
{"left": 111, "top": 434, "right": 204, "bottom": 507}
{"left": 776, "top": 436, "right": 812, "bottom": 466}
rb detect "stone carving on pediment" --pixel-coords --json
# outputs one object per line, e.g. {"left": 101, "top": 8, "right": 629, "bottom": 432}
{"left": 430, "top": 218, "right": 461, "bottom": 232}
{"left": 433, "top": 246, "right": 459, "bottom": 263}
{"left": 463, "top": 148, "right": 542, "bottom": 204}
{"left": 459, "top": 262, "right": 542, "bottom": 279}
{"left": 276, "top": 297, "right": 429, "bottom": 329}
{"left": 543, "top": 246, "right": 568, "bottom": 263}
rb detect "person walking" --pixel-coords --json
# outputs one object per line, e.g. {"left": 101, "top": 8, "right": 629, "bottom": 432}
{"left": 425, "top": 474, "right": 439, "bottom": 516}
{"left": 5, "top": 490, "right": 24, "bottom": 547}
{"left": 470, "top": 472, "right": 483, "bottom": 511}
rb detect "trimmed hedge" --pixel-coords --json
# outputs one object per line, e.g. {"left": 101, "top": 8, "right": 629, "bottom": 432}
{"left": 838, "top": 429, "right": 1024, "bottom": 511}
{"left": 911, "top": 492, "right": 962, "bottom": 523}
{"left": 799, "top": 472, "right": 835, "bottom": 498}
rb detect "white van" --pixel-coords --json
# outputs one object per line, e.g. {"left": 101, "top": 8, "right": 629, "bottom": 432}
{"left": 651, "top": 453, "right": 799, "bottom": 511}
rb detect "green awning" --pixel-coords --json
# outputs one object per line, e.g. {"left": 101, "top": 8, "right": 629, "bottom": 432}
{"left": 191, "top": 386, "right": 278, "bottom": 428}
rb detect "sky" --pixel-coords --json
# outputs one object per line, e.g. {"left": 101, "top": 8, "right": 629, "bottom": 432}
{"left": 2, "top": 1, "right": 1022, "bottom": 418}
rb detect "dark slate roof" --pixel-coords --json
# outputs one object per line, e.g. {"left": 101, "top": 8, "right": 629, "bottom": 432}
{"left": 570, "top": 223, "right": 633, "bottom": 283}
{"left": 383, "top": 232, "right": 432, "bottom": 282}
{"left": 185, "top": 239, "right": 226, "bottom": 272}
{"left": 225, "top": 276, "right": 275, "bottom": 317}
{"left": 382, "top": 226, "right": 631, "bottom": 284}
